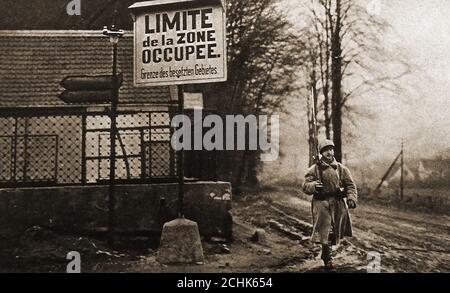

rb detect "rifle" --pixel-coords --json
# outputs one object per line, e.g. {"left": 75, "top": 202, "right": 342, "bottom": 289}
{"left": 310, "top": 89, "right": 347, "bottom": 201}
{"left": 310, "top": 88, "right": 323, "bottom": 185}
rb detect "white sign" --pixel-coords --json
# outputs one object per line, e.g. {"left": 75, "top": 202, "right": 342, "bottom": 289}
{"left": 133, "top": 3, "right": 227, "bottom": 86}
{"left": 184, "top": 92, "right": 204, "bottom": 109}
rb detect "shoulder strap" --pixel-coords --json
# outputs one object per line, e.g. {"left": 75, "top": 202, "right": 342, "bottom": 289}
{"left": 336, "top": 163, "right": 343, "bottom": 184}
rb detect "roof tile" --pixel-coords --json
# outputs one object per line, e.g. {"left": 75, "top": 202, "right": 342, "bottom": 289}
{"left": 0, "top": 31, "right": 170, "bottom": 107}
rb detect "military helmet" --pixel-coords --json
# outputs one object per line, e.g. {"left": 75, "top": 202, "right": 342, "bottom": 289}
{"left": 319, "top": 139, "right": 335, "bottom": 153}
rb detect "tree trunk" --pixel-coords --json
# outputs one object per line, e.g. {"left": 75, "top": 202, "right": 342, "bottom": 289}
{"left": 331, "top": 0, "right": 343, "bottom": 162}
{"left": 324, "top": 91, "right": 331, "bottom": 139}
{"left": 323, "top": 1, "right": 332, "bottom": 140}
{"left": 234, "top": 151, "right": 248, "bottom": 194}
{"left": 246, "top": 151, "right": 259, "bottom": 186}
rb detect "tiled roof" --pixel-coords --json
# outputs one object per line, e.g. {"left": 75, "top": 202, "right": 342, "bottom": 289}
{"left": 0, "top": 0, "right": 136, "bottom": 30}
{"left": 0, "top": 30, "right": 171, "bottom": 107}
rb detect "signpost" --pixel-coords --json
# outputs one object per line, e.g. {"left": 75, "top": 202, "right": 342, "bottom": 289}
{"left": 130, "top": 0, "right": 227, "bottom": 87}
{"left": 102, "top": 22, "right": 124, "bottom": 246}
{"left": 59, "top": 74, "right": 123, "bottom": 104}
{"left": 129, "top": 0, "right": 227, "bottom": 264}
{"left": 59, "top": 26, "right": 124, "bottom": 247}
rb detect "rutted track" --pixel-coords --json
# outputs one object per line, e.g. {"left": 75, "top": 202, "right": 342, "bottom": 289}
{"left": 235, "top": 189, "right": 450, "bottom": 273}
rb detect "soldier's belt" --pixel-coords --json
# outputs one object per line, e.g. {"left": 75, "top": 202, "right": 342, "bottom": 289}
{"left": 314, "top": 190, "right": 346, "bottom": 200}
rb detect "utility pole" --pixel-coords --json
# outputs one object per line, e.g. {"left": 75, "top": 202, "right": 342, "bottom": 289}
{"left": 400, "top": 139, "right": 404, "bottom": 201}
{"left": 103, "top": 7, "right": 124, "bottom": 246}
{"left": 374, "top": 151, "right": 402, "bottom": 193}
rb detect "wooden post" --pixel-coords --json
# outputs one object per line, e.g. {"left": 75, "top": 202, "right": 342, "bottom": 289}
{"left": 106, "top": 6, "right": 122, "bottom": 245}
{"left": 374, "top": 151, "right": 401, "bottom": 193}
{"left": 178, "top": 85, "right": 185, "bottom": 218}
{"left": 108, "top": 35, "right": 119, "bottom": 246}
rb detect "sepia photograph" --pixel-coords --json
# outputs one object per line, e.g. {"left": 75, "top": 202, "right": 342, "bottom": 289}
{"left": 0, "top": 0, "right": 449, "bottom": 278}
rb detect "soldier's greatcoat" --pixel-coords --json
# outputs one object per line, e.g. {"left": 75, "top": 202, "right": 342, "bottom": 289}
{"left": 302, "top": 159, "right": 358, "bottom": 245}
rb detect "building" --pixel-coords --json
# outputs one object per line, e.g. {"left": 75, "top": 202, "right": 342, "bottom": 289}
{"left": 0, "top": 30, "right": 177, "bottom": 185}
{"left": 382, "top": 158, "right": 450, "bottom": 187}
{"left": 0, "top": 30, "right": 232, "bottom": 238}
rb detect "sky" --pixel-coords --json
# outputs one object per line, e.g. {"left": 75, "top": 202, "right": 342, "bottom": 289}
{"left": 262, "top": 0, "right": 450, "bottom": 182}
{"left": 370, "top": 0, "right": 450, "bottom": 157}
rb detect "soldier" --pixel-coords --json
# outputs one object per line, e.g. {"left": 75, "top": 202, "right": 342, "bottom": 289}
{"left": 302, "top": 139, "right": 358, "bottom": 271}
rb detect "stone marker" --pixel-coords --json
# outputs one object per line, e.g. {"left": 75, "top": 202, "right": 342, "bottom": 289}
{"left": 251, "top": 229, "right": 267, "bottom": 244}
{"left": 157, "top": 218, "right": 204, "bottom": 264}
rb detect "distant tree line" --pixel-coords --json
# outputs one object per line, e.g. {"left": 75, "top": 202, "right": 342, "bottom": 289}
{"left": 299, "top": 0, "right": 412, "bottom": 165}
{"left": 201, "top": 0, "right": 302, "bottom": 192}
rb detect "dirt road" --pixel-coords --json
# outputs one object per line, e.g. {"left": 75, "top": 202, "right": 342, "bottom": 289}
{"left": 1, "top": 187, "right": 449, "bottom": 273}
{"left": 234, "top": 187, "right": 450, "bottom": 273}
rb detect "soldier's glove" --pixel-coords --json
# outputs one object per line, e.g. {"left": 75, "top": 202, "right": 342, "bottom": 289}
{"left": 347, "top": 199, "right": 357, "bottom": 209}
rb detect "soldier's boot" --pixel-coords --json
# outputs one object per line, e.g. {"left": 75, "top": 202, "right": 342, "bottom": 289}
{"left": 321, "top": 244, "right": 334, "bottom": 272}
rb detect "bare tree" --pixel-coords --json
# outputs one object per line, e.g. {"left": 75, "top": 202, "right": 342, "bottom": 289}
{"left": 302, "top": 0, "right": 411, "bottom": 162}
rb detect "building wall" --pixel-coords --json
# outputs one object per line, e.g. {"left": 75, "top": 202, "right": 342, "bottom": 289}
{"left": 0, "top": 182, "right": 233, "bottom": 239}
